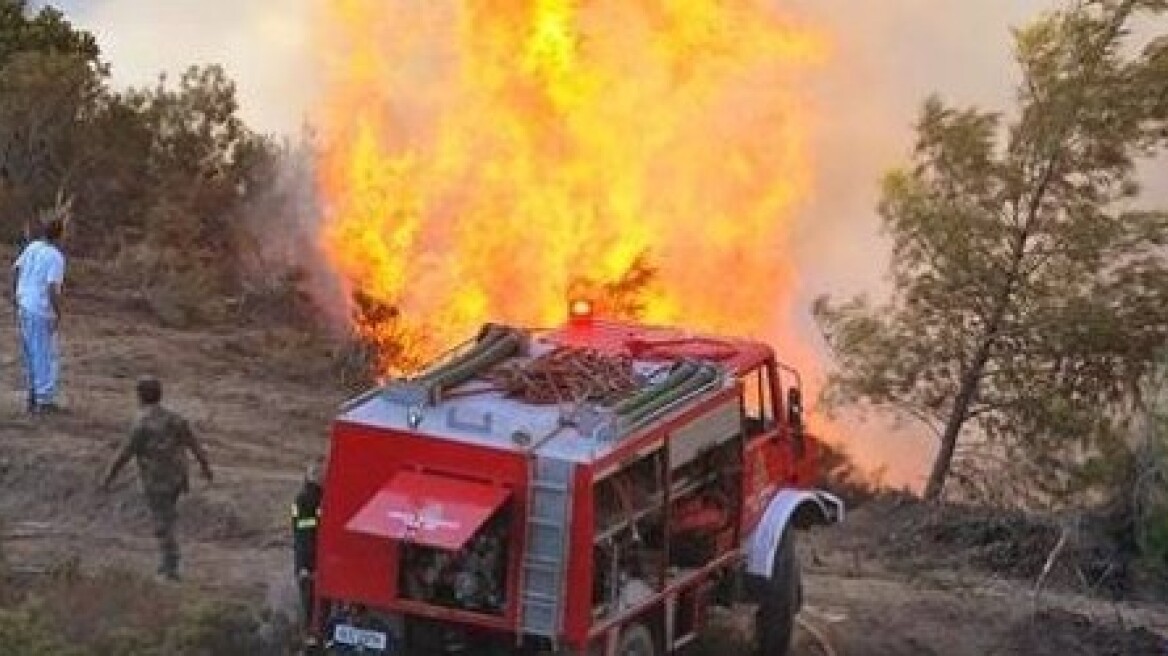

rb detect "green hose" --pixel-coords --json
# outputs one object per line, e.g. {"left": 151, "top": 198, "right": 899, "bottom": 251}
{"left": 619, "top": 363, "right": 719, "bottom": 427}
{"left": 413, "top": 323, "right": 508, "bottom": 387}
{"left": 611, "top": 361, "right": 699, "bottom": 415}
{"left": 429, "top": 331, "right": 522, "bottom": 394}
{"left": 402, "top": 323, "right": 524, "bottom": 404}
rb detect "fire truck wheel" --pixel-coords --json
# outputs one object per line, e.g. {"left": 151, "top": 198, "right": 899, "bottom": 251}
{"left": 616, "top": 622, "right": 656, "bottom": 656}
{"left": 755, "top": 528, "right": 800, "bottom": 656}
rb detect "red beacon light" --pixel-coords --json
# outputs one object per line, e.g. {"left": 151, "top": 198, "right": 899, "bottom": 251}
{"left": 568, "top": 298, "right": 594, "bottom": 322}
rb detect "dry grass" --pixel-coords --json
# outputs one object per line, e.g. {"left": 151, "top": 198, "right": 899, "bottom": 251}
{"left": 0, "top": 560, "right": 297, "bottom": 656}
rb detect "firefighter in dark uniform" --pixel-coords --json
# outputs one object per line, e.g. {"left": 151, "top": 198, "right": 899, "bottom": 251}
{"left": 102, "top": 376, "right": 213, "bottom": 581}
{"left": 293, "top": 463, "right": 323, "bottom": 632}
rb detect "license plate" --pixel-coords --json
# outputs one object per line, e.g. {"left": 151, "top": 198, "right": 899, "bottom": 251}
{"left": 333, "top": 623, "right": 389, "bottom": 651}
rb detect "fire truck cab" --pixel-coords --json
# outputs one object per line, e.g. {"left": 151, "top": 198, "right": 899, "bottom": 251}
{"left": 313, "top": 315, "right": 842, "bottom": 655}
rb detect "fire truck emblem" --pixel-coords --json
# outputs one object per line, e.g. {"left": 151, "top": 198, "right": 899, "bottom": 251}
{"left": 387, "top": 503, "right": 461, "bottom": 538}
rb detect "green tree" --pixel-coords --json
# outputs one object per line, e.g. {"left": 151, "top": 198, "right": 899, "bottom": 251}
{"left": 90, "top": 65, "right": 280, "bottom": 322}
{"left": 0, "top": 1, "right": 104, "bottom": 235}
{"left": 1132, "top": 350, "right": 1168, "bottom": 569}
{"left": 815, "top": 0, "right": 1168, "bottom": 502}
{"left": 0, "top": 2, "right": 278, "bottom": 291}
{"left": 0, "top": 1, "right": 99, "bottom": 65}
{"left": 113, "top": 65, "right": 275, "bottom": 254}
{"left": 0, "top": 52, "right": 103, "bottom": 207}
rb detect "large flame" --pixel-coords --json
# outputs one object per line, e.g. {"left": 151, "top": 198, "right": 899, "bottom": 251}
{"left": 313, "top": 0, "right": 827, "bottom": 374}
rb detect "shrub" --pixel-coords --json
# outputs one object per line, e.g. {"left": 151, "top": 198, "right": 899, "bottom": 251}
{"left": 0, "top": 563, "right": 294, "bottom": 656}
{"left": 156, "top": 599, "right": 273, "bottom": 656}
{"left": 0, "top": 607, "right": 81, "bottom": 656}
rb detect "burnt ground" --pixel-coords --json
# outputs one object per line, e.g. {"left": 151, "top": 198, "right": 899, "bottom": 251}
{"left": 790, "top": 497, "right": 1168, "bottom": 656}
{"left": 0, "top": 260, "right": 1166, "bottom": 655}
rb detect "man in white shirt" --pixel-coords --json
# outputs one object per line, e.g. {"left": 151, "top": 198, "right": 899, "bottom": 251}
{"left": 11, "top": 215, "right": 67, "bottom": 414}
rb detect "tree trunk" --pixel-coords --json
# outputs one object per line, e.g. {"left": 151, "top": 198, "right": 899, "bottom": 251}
{"left": 923, "top": 170, "right": 1045, "bottom": 501}
{"left": 923, "top": 86, "right": 1070, "bottom": 500}
{"left": 923, "top": 338, "right": 995, "bottom": 500}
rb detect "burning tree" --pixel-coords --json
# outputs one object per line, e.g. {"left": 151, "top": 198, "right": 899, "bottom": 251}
{"left": 815, "top": 0, "right": 1168, "bottom": 503}
{"left": 314, "top": 1, "right": 826, "bottom": 371}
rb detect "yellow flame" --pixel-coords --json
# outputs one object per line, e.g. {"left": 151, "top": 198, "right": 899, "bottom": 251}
{"left": 314, "top": 0, "right": 828, "bottom": 374}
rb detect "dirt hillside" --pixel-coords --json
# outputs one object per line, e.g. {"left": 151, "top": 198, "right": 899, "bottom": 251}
{"left": 0, "top": 259, "right": 1165, "bottom": 655}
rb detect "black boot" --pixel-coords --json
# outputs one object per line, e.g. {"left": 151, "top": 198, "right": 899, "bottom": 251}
{"left": 157, "top": 556, "right": 181, "bottom": 582}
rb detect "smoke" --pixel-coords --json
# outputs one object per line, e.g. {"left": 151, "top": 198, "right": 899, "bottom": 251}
{"left": 785, "top": 0, "right": 1059, "bottom": 297}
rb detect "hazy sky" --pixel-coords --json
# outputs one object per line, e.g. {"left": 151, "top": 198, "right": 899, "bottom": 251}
{"left": 48, "top": 1, "right": 1060, "bottom": 133}
{"left": 46, "top": 0, "right": 319, "bottom": 133}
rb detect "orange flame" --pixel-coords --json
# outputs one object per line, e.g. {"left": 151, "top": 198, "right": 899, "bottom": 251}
{"left": 313, "top": 0, "right": 827, "bottom": 375}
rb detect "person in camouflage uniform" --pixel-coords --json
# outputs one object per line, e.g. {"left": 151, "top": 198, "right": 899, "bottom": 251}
{"left": 102, "top": 376, "right": 213, "bottom": 580}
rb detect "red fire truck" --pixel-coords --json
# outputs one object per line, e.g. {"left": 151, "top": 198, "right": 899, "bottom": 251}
{"left": 311, "top": 306, "right": 843, "bottom": 655}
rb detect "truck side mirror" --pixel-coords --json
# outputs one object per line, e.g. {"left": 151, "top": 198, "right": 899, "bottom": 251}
{"left": 787, "top": 387, "right": 803, "bottom": 431}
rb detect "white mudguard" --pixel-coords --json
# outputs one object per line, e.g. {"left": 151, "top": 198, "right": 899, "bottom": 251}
{"left": 745, "top": 490, "right": 844, "bottom": 578}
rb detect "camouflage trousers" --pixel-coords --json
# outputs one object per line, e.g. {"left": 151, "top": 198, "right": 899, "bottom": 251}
{"left": 146, "top": 489, "right": 181, "bottom": 576}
